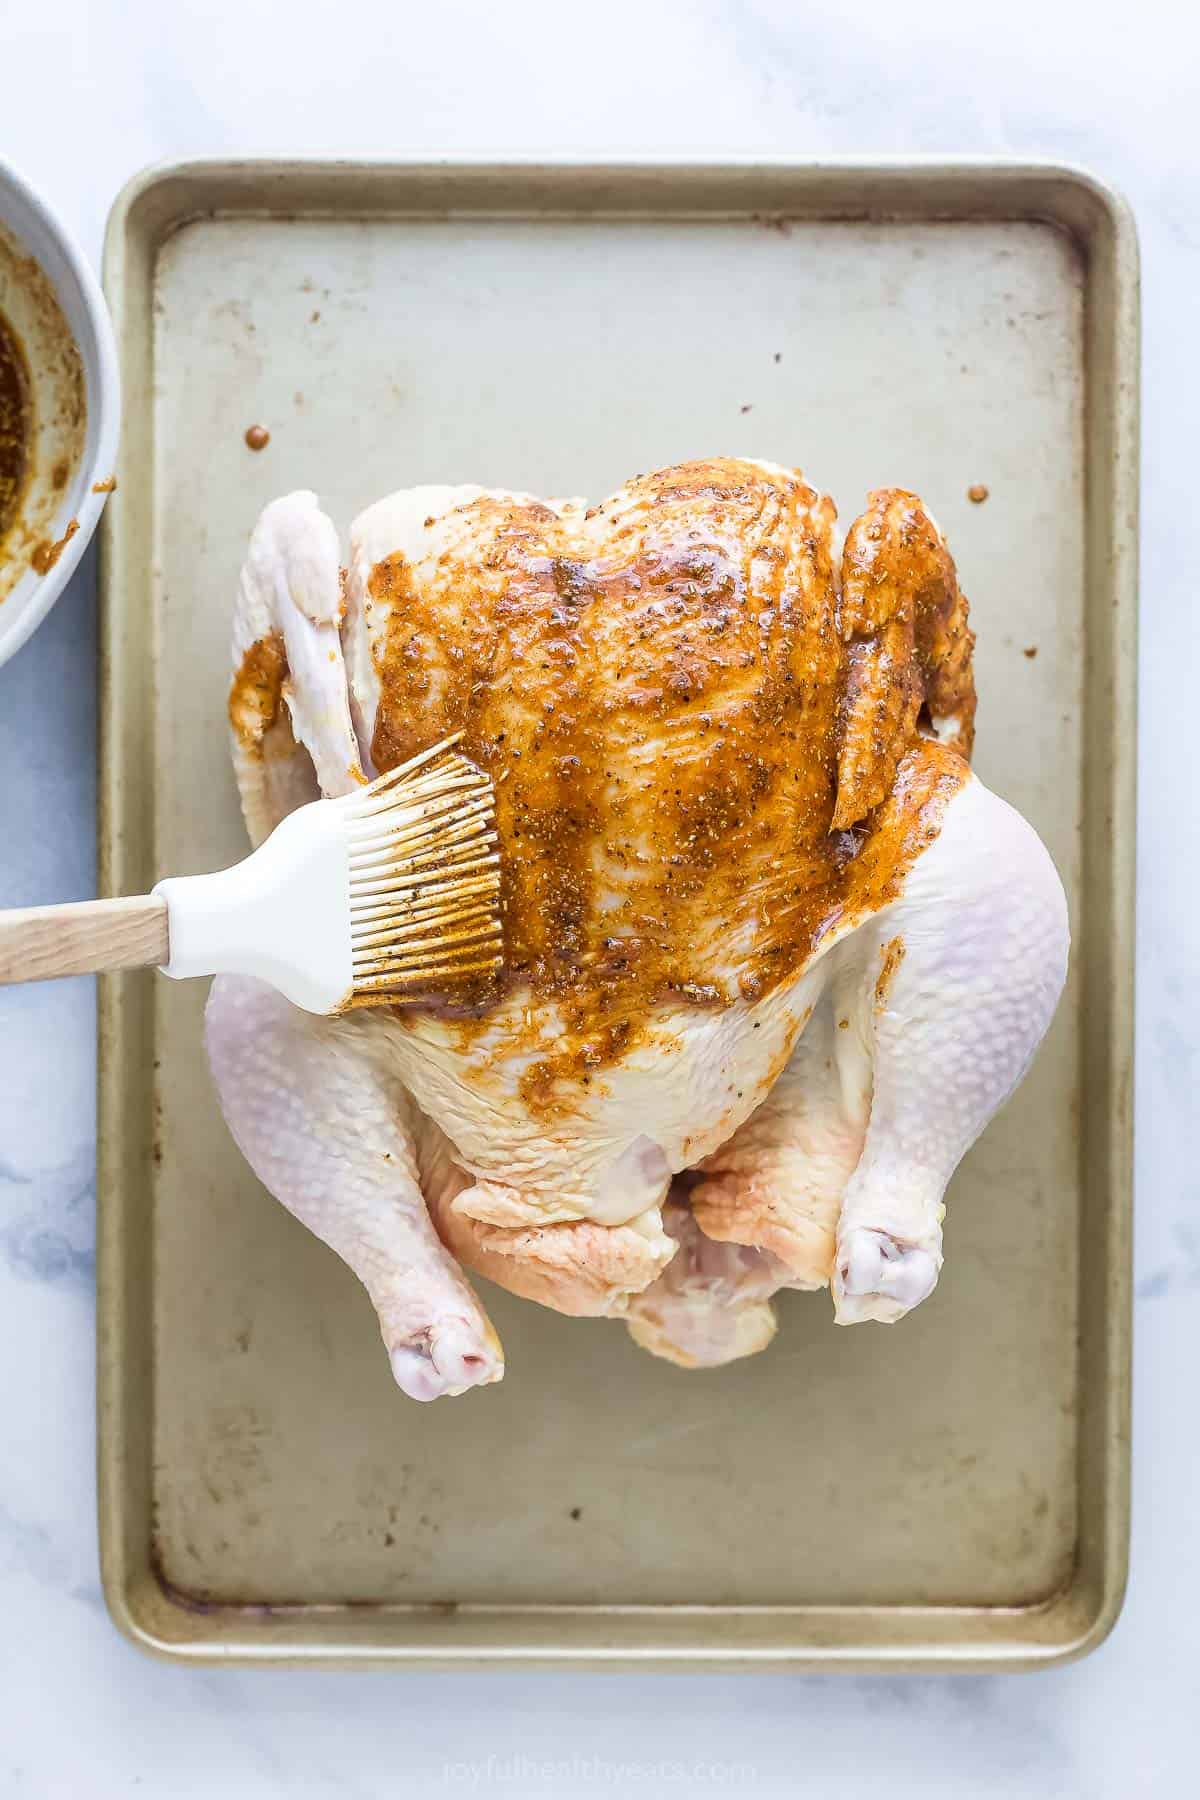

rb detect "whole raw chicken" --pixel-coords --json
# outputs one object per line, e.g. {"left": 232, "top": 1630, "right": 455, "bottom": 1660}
{"left": 206, "top": 458, "right": 1068, "bottom": 1399}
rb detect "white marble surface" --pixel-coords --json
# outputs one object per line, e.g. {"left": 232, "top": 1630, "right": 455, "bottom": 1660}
{"left": 0, "top": 0, "right": 1194, "bottom": 1792}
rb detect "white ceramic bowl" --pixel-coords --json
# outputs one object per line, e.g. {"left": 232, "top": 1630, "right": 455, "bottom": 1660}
{"left": 0, "top": 160, "right": 120, "bottom": 668}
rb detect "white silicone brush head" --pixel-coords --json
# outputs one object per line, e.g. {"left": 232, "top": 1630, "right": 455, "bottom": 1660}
{"left": 343, "top": 737, "right": 503, "bottom": 1005}
{"left": 155, "top": 736, "right": 502, "bottom": 1015}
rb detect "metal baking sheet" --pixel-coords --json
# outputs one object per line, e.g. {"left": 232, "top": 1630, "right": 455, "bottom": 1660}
{"left": 98, "top": 158, "right": 1137, "bottom": 1668}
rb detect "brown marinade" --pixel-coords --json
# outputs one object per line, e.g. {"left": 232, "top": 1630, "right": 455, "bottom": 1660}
{"left": 0, "top": 307, "right": 32, "bottom": 551}
{"left": 229, "top": 631, "right": 287, "bottom": 747}
{"left": 363, "top": 459, "right": 973, "bottom": 1091}
{"left": 30, "top": 516, "right": 79, "bottom": 575}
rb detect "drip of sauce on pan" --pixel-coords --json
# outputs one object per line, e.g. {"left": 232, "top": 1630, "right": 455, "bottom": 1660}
{"left": 0, "top": 307, "right": 32, "bottom": 550}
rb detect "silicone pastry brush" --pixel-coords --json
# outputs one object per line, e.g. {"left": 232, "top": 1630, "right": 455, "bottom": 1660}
{"left": 0, "top": 736, "right": 502, "bottom": 1012}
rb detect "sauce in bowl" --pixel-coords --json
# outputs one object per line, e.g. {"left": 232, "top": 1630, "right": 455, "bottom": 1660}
{"left": 0, "top": 306, "right": 30, "bottom": 547}
{"left": 0, "top": 217, "right": 88, "bottom": 609}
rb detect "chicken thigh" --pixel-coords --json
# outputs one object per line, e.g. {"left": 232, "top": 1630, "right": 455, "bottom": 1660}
{"left": 206, "top": 459, "right": 1068, "bottom": 1397}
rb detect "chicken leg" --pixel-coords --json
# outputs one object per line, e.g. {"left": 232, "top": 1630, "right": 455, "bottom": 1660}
{"left": 205, "top": 976, "right": 504, "bottom": 1398}
{"left": 829, "top": 768, "right": 1068, "bottom": 1321}
{"left": 680, "top": 764, "right": 1068, "bottom": 1323}
{"left": 212, "top": 491, "right": 508, "bottom": 1396}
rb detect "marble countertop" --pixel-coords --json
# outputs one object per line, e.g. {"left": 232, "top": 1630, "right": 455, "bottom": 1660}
{"left": 1, "top": 0, "right": 1193, "bottom": 1793}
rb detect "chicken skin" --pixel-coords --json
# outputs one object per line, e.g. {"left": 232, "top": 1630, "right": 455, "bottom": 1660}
{"left": 206, "top": 458, "right": 1068, "bottom": 1398}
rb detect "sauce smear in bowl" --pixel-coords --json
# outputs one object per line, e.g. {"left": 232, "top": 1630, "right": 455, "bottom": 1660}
{"left": 0, "top": 307, "right": 31, "bottom": 546}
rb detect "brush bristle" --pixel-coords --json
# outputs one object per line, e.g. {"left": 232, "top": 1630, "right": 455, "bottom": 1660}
{"left": 338, "top": 735, "right": 503, "bottom": 1003}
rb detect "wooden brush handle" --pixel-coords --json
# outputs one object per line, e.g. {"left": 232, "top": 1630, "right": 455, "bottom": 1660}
{"left": 0, "top": 895, "right": 169, "bottom": 984}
